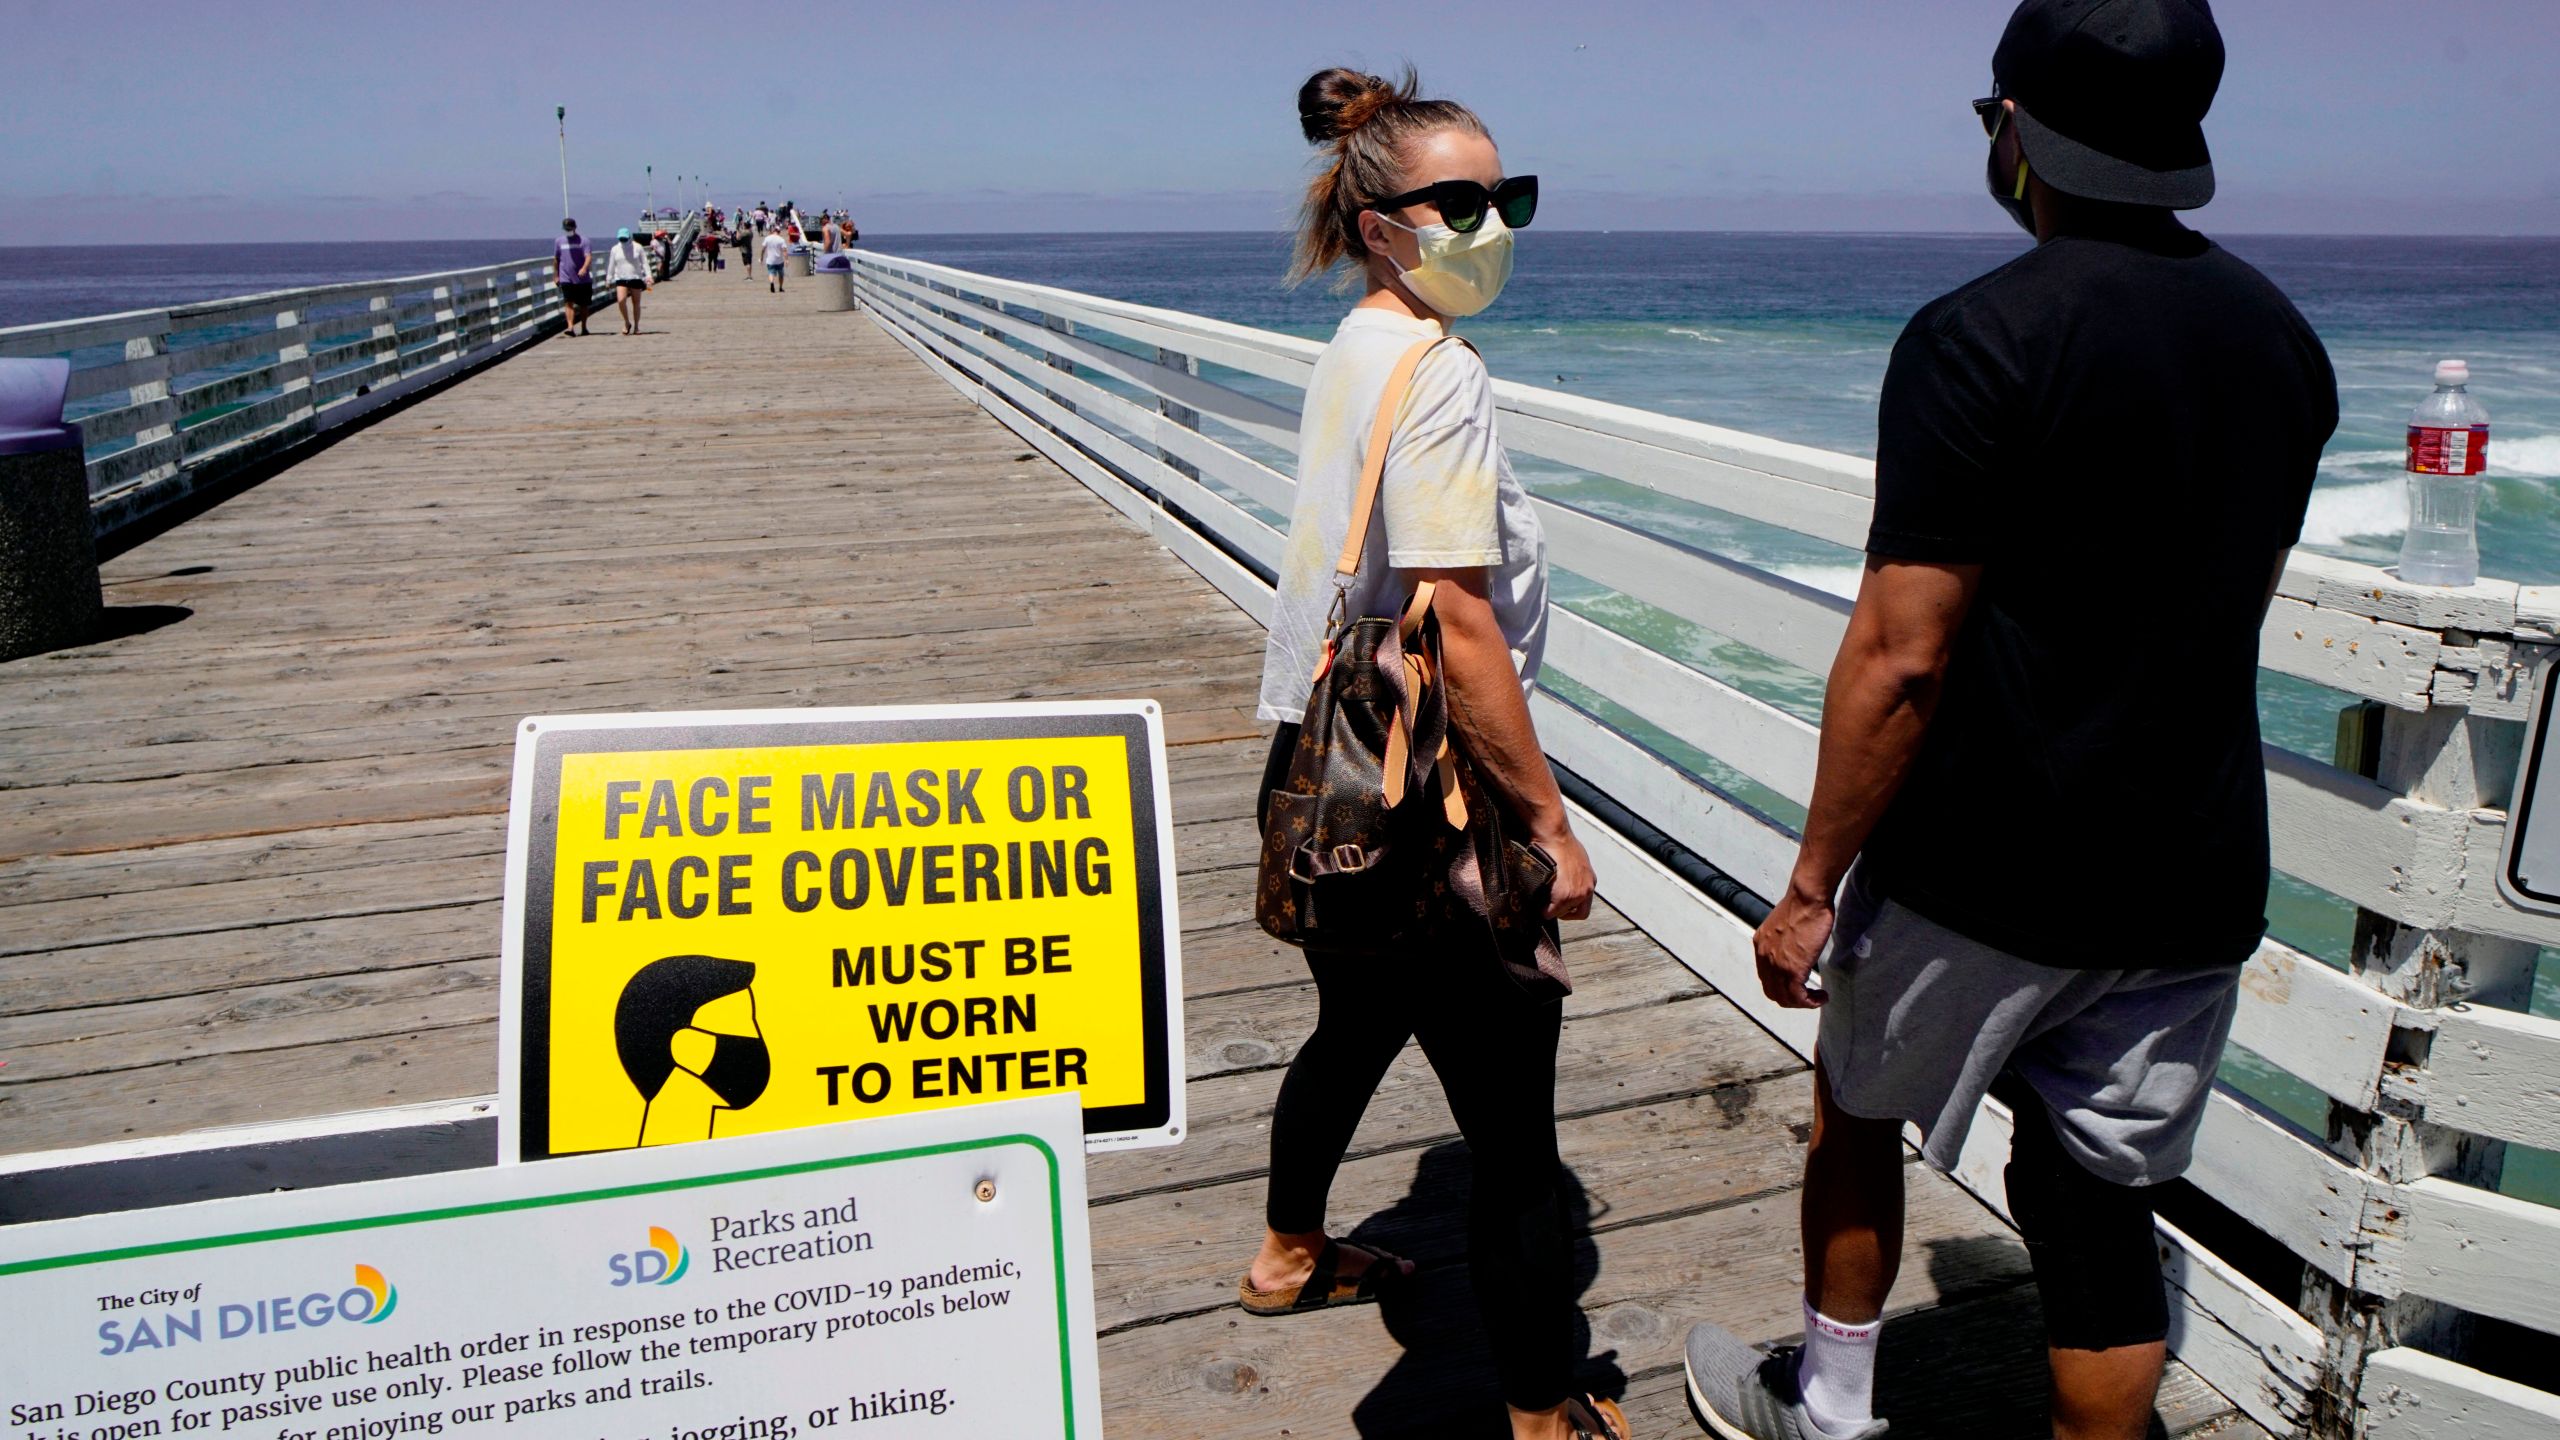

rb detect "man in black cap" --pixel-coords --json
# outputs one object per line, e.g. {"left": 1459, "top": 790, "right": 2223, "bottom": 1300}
{"left": 1684, "top": 3, "right": 2335, "bottom": 1438}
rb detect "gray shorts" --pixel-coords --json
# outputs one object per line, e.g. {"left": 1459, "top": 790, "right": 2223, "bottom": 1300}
{"left": 1815, "top": 860, "right": 2240, "bottom": 1187}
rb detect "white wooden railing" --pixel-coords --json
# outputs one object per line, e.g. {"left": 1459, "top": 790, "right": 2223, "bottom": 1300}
{"left": 0, "top": 212, "right": 701, "bottom": 538}
{"left": 849, "top": 249, "right": 2560, "bottom": 1440}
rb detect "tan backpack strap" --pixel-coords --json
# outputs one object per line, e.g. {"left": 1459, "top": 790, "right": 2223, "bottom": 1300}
{"left": 1398, "top": 579, "right": 1438, "bottom": 639}
{"left": 1436, "top": 743, "right": 1467, "bottom": 829}
{"left": 1335, "top": 335, "right": 1476, "bottom": 578}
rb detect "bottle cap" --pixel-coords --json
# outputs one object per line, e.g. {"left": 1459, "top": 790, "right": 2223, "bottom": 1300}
{"left": 2436, "top": 359, "right": 2470, "bottom": 387}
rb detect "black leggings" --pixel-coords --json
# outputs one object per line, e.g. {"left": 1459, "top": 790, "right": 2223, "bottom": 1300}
{"left": 1264, "top": 942, "right": 1572, "bottom": 1411}
{"left": 1995, "top": 1074, "right": 2170, "bottom": 1350}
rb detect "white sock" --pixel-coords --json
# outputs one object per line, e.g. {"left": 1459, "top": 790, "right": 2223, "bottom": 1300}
{"left": 1795, "top": 1298, "right": 1881, "bottom": 1435}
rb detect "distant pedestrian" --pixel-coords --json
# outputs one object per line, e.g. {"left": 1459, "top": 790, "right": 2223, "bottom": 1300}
{"left": 734, "top": 224, "right": 755, "bottom": 278}
{"left": 553, "top": 217, "right": 593, "bottom": 337}
{"left": 606, "top": 227, "right": 654, "bottom": 334}
{"left": 821, "top": 214, "right": 840, "bottom": 252}
{"left": 699, "top": 229, "right": 722, "bottom": 271}
{"left": 761, "top": 227, "right": 789, "bottom": 293}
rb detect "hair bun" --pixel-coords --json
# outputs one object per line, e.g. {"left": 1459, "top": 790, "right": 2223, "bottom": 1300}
{"left": 1296, "top": 66, "right": 1414, "bottom": 145}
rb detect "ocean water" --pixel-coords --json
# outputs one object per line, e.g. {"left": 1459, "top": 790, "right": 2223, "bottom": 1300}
{"left": 868, "top": 230, "right": 2560, "bottom": 583}
{"left": 0, "top": 241, "right": 557, "bottom": 332}
{"left": 9, "top": 232, "right": 2558, "bottom": 1193}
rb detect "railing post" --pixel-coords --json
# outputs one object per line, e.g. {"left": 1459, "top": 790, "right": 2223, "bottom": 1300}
{"left": 273, "top": 307, "right": 315, "bottom": 431}
{"left": 475, "top": 273, "right": 503, "bottom": 348}
{"left": 1040, "top": 312, "right": 1077, "bottom": 417}
{"left": 116, "top": 329, "right": 178, "bottom": 495}
{"left": 457, "top": 276, "right": 487, "bottom": 352}
{"left": 1154, "top": 346, "right": 1201, "bottom": 482}
{"left": 367, "top": 294, "right": 398, "bottom": 379}
{"left": 430, "top": 283, "right": 458, "bottom": 367}
{"left": 2301, "top": 695, "right": 2542, "bottom": 1436}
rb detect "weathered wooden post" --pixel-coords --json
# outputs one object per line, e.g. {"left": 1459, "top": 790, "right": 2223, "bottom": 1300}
{"left": 2305, "top": 678, "right": 2544, "bottom": 1435}
{"left": 0, "top": 359, "right": 100, "bottom": 661}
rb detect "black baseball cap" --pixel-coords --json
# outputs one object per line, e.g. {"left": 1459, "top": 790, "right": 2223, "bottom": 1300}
{"left": 1992, "top": 0, "right": 2224, "bottom": 209}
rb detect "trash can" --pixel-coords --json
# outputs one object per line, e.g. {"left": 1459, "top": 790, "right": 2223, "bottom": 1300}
{"left": 814, "top": 252, "right": 856, "bottom": 312}
{"left": 795, "top": 246, "right": 816, "bottom": 278}
{"left": 0, "top": 358, "right": 99, "bottom": 661}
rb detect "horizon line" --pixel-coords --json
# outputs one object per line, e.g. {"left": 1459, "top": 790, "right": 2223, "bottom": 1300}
{"left": 10, "top": 227, "right": 2560, "bottom": 251}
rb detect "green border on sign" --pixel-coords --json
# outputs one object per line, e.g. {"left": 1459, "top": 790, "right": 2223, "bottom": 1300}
{"left": 0, "top": 1134, "right": 1079, "bottom": 1437}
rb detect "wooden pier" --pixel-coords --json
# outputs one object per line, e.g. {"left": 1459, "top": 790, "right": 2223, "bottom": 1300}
{"left": 3, "top": 263, "right": 2271, "bottom": 1437}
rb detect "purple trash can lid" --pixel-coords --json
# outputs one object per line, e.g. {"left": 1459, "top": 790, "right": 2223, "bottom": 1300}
{"left": 0, "top": 358, "right": 81, "bottom": 458}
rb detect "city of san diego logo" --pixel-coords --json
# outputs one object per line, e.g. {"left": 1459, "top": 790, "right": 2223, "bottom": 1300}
{"left": 96, "top": 1264, "right": 395, "bottom": 1356}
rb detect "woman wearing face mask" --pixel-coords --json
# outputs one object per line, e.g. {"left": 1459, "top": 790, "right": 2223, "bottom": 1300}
{"left": 1241, "top": 65, "right": 1616, "bottom": 1440}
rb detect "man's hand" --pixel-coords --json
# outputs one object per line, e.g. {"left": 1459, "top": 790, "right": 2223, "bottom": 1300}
{"left": 1754, "top": 884, "right": 1835, "bottom": 1008}
{"left": 1537, "top": 826, "right": 1596, "bottom": 922}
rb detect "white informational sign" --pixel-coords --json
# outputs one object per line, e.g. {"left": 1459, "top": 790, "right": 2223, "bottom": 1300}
{"left": 0, "top": 1095, "right": 1101, "bottom": 1440}
{"left": 2500, "top": 661, "right": 2560, "bottom": 916}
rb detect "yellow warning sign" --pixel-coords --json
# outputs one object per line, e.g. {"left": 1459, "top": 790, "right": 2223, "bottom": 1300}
{"left": 498, "top": 703, "right": 1184, "bottom": 1160}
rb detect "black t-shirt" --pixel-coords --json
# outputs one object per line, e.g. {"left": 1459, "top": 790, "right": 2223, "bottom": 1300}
{"left": 1861, "top": 222, "right": 2337, "bottom": 970}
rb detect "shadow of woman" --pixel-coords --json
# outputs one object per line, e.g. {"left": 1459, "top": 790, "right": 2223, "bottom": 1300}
{"left": 1343, "top": 1141, "right": 1623, "bottom": 1438}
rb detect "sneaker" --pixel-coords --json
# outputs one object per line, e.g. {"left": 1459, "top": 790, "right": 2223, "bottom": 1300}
{"left": 1683, "top": 1322, "right": 1887, "bottom": 1440}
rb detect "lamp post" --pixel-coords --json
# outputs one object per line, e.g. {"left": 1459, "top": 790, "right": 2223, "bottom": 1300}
{"left": 555, "top": 106, "right": 569, "bottom": 220}
{"left": 646, "top": 165, "right": 653, "bottom": 221}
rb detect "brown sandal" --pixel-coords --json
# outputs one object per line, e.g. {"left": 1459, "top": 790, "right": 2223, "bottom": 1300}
{"left": 1566, "top": 1394, "right": 1629, "bottom": 1440}
{"left": 1236, "top": 1238, "right": 1413, "bottom": 1316}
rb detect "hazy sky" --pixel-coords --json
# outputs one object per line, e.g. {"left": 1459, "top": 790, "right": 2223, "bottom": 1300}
{"left": 5, "top": 0, "right": 2555, "bottom": 242}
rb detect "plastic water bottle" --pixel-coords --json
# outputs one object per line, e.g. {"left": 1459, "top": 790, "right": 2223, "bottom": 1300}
{"left": 2400, "top": 359, "right": 2489, "bottom": 586}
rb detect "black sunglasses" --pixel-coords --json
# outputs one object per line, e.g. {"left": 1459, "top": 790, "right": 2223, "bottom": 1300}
{"left": 1372, "top": 176, "right": 1539, "bottom": 235}
{"left": 1971, "top": 94, "right": 2007, "bottom": 139}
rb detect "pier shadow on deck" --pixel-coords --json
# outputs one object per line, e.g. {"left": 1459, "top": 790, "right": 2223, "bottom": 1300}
{"left": 0, "top": 267, "right": 2260, "bottom": 1439}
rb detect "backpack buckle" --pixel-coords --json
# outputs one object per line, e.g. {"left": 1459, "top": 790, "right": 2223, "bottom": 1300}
{"left": 1330, "top": 844, "right": 1367, "bottom": 873}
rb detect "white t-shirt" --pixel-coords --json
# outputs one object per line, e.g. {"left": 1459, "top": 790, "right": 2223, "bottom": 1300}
{"left": 761, "top": 234, "right": 788, "bottom": 267}
{"left": 1256, "top": 308, "right": 1549, "bottom": 724}
{"left": 604, "top": 241, "right": 652, "bottom": 283}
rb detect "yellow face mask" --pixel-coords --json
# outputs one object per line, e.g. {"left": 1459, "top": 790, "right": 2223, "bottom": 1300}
{"left": 1375, "top": 211, "right": 1515, "bottom": 318}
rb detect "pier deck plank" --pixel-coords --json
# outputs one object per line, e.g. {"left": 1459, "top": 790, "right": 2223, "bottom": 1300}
{"left": 0, "top": 266, "right": 2258, "bottom": 1438}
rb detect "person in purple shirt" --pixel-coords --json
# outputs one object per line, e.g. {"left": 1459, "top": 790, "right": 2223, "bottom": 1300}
{"left": 553, "top": 218, "right": 593, "bottom": 337}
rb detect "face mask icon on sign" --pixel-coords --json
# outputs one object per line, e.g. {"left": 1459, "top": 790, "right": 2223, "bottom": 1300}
{"left": 616, "top": 953, "right": 774, "bottom": 1146}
